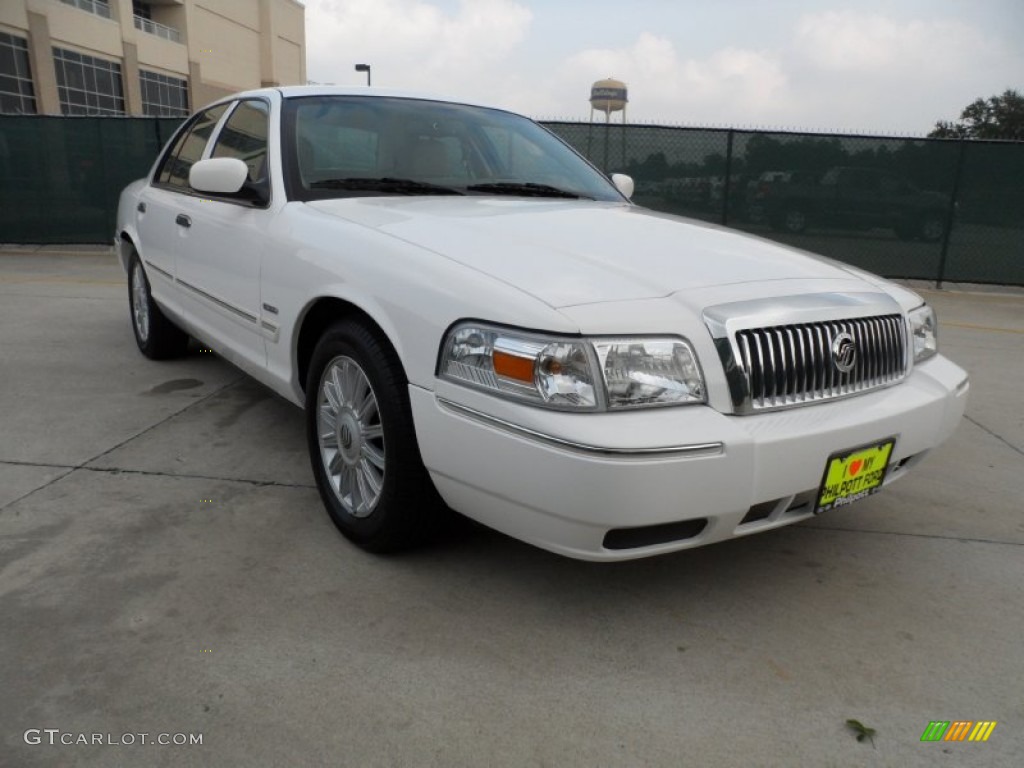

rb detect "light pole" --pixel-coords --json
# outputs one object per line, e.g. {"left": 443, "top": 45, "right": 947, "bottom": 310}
{"left": 355, "top": 63, "right": 371, "bottom": 86}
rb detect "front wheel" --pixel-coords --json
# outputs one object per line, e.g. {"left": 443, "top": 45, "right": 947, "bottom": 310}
{"left": 305, "top": 322, "right": 440, "bottom": 552}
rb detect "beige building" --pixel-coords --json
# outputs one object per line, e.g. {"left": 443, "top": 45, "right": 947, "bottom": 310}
{"left": 0, "top": 0, "right": 305, "bottom": 117}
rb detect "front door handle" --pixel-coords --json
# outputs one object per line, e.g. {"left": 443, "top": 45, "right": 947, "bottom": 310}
{"left": 175, "top": 214, "right": 192, "bottom": 228}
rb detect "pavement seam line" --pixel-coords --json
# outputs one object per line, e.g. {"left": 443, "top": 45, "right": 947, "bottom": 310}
{"left": 0, "top": 467, "right": 78, "bottom": 515}
{"left": 804, "top": 525, "right": 1023, "bottom": 547}
{"left": 0, "top": 377, "right": 244, "bottom": 515}
{"left": 79, "top": 465, "right": 316, "bottom": 489}
{"left": 84, "top": 377, "right": 247, "bottom": 467}
{"left": 943, "top": 322, "right": 1024, "bottom": 335}
{"left": 963, "top": 415, "right": 1024, "bottom": 458}
{"left": 0, "top": 459, "right": 314, "bottom": 490}
{"left": 0, "top": 292, "right": 119, "bottom": 301}
{"left": 0, "top": 459, "right": 77, "bottom": 470}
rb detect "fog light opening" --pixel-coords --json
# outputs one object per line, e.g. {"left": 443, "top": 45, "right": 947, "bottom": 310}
{"left": 603, "top": 518, "right": 708, "bottom": 550}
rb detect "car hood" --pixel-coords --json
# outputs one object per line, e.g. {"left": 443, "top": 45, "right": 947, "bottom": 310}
{"left": 305, "top": 197, "right": 872, "bottom": 308}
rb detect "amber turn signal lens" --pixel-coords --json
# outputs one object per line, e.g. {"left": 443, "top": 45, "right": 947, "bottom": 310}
{"left": 493, "top": 349, "right": 535, "bottom": 383}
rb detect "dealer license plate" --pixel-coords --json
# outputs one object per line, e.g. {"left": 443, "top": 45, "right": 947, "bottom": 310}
{"left": 815, "top": 438, "right": 896, "bottom": 514}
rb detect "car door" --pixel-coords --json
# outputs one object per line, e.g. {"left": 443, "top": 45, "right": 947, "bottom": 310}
{"left": 172, "top": 98, "right": 273, "bottom": 372}
{"left": 136, "top": 103, "right": 230, "bottom": 320}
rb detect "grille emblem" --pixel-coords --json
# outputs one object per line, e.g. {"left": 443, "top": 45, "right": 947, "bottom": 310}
{"left": 832, "top": 332, "right": 857, "bottom": 373}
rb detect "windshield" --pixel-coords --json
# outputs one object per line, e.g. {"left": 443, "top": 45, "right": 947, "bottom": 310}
{"left": 281, "top": 96, "right": 624, "bottom": 203}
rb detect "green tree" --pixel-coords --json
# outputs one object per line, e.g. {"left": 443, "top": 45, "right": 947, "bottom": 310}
{"left": 929, "top": 89, "right": 1024, "bottom": 140}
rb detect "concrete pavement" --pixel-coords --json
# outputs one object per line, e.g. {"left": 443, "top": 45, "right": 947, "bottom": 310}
{"left": 1, "top": 249, "right": 1022, "bottom": 767}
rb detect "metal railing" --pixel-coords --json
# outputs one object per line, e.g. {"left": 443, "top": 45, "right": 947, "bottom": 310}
{"left": 58, "top": 0, "right": 112, "bottom": 19}
{"left": 56, "top": 0, "right": 181, "bottom": 42}
{"left": 133, "top": 15, "right": 182, "bottom": 44}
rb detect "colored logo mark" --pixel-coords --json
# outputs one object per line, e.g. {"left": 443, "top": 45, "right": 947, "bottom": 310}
{"left": 921, "top": 721, "right": 997, "bottom": 742}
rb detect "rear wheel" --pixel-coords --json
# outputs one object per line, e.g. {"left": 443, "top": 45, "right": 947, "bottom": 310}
{"left": 128, "top": 250, "right": 189, "bottom": 359}
{"left": 305, "top": 321, "right": 440, "bottom": 552}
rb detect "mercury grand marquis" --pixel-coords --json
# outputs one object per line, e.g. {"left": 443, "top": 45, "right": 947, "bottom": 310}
{"left": 116, "top": 86, "right": 969, "bottom": 561}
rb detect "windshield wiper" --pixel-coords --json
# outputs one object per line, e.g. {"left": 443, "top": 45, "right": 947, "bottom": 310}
{"left": 465, "top": 182, "right": 588, "bottom": 199}
{"left": 310, "top": 177, "right": 464, "bottom": 195}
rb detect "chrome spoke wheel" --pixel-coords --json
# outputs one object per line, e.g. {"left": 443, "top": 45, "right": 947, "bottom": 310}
{"left": 131, "top": 264, "right": 150, "bottom": 343}
{"left": 317, "top": 355, "right": 385, "bottom": 518}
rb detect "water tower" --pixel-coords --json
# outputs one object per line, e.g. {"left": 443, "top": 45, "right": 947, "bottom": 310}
{"left": 589, "top": 78, "right": 628, "bottom": 124}
{"left": 587, "top": 78, "right": 628, "bottom": 173}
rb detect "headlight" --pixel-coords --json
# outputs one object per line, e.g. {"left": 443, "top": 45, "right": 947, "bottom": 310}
{"left": 594, "top": 339, "right": 704, "bottom": 408}
{"left": 908, "top": 304, "right": 938, "bottom": 363}
{"left": 439, "top": 323, "right": 705, "bottom": 410}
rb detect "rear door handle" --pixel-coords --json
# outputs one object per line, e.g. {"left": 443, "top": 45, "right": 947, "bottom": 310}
{"left": 175, "top": 214, "right": 192, "bottom": 228}
{"left": 136, "top": 202, "right": 146, "bottom": 213}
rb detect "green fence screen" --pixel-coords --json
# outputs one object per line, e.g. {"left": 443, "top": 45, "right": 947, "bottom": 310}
{"left": 546, "top": 122, "right": 1024, "bottom": 287}
{"left": 0, "top": 116, "right": 182, "bottom": 244}
{"left": 1, "top": 115, "right": 1021, "bottom": 286}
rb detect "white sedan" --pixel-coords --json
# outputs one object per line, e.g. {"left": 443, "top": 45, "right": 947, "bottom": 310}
{"left": 116, "top": 86, "right": 969, "bottom": 561}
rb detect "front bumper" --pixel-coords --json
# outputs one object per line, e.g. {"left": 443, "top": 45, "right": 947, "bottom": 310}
{"left": 410, "top": 355, "right": 968, "bottom": 561}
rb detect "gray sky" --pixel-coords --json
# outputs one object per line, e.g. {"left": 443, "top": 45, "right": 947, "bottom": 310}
{"left": 303, "top": 0, "right": 1023, "bottom": 133}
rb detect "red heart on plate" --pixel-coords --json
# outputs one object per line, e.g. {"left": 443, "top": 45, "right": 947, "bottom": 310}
{"left": 848, "top": 459, "right": 863, "bottom": 477}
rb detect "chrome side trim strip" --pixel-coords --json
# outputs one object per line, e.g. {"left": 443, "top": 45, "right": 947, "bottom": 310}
{"left": 144, "top": 260, "right": 173, "bottom": 281}
{"left": 260, "top": 319, "right": 280, "bottom": 343}
{"left": 177, "top": 277, "right": 258, "bottom": 325}
{"left": 436, "top": 398, "right": 724, "bottom": 459}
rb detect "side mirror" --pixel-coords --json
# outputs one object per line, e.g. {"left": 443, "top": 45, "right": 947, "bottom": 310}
{"left": 190, "top": 158, "right": 249, "bottom": 195}
{"left": 611, "top": 173, "right": 634, "bottom": 200}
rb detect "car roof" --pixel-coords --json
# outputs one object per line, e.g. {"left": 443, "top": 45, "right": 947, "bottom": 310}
{"left": 222, "top": 84, "right": 506, "bottom": 113}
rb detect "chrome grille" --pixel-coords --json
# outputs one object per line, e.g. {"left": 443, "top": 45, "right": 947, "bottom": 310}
{"left": 734, "top": 314, "right": 906, "bottom": 410}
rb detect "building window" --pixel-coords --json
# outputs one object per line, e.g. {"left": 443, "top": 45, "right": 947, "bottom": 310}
{"left": 0, "top": 32, "right": 37, "bottom": 114}
{"left": 53, "top": 47, "right": 125, "bottom": 115}
{"left": 140, "top": 70, "right": 189, "bottom": 117}
{"left": 58, "top": 0, "right": 112, "bottom": 20}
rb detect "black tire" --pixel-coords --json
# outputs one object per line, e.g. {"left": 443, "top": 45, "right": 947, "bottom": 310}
{"left": 305, "top": 321, "right": 440, "bottom": 553}
{"left": 128, "top": 250, "right": 190, "bottom": 359}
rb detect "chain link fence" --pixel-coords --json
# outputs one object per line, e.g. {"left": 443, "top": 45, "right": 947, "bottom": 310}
{"left": 547, "top": 121, "right": 1024, "bottom": 286}
{"left": 0, "top": 116, "right": 181, "bottom": 244}
{"left": 1, "top": 115, "right": 1021, "bottom": 286}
